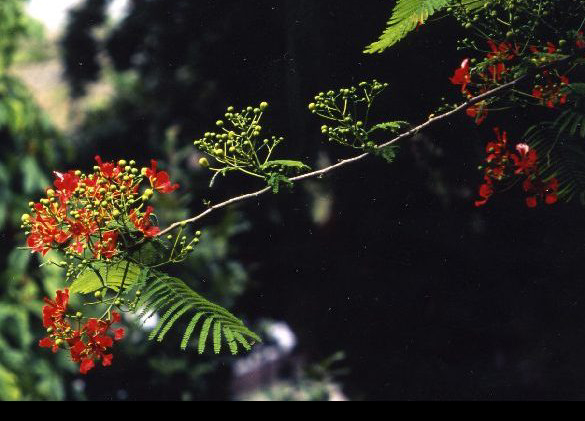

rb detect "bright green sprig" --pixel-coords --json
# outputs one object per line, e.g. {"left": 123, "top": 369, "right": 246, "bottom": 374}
{"left": 309, "top": 80, "right": 409, "bottom": 157}
{"left": 193, "top": 102, "right": 309, "bottom": 187}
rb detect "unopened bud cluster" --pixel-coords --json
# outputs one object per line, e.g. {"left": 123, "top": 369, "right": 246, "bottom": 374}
{"left": 308, "top": 80, "right": 389, "bottom": 150}
{"left": 193, "top": 102, "right": 292, "bottom": 179}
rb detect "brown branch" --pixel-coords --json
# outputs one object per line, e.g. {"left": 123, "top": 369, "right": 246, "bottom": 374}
{"left": 157, "top": 75, "right": 527, "bottom": 237}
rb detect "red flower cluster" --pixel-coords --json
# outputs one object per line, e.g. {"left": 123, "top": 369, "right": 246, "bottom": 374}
{"left": 532, "top": 70, "right": 569, "bottom": 109}
{"left": 39, "top": 289, "right": 125, "bottom": 374}
{"left": 143, "top": 160, "right": 180, "bottom": 194}
{"left": 450, "top": 41, "right": 518, "bottom": 125}
{"left": 486, "top": 40, "right": 517, "bottom": 82}
{"left": 474, "top": 127, "right": 558, "bottom": 208}
{"left": 450, "top": 39, "right": 572, "bottom": 124}
{"left": 450, "top": 58, "right": 471, "bottom": 94}
{"left": 22, "top": 156, "right": 179, "bottom": 257}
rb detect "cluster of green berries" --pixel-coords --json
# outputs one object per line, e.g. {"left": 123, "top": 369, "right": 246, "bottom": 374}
{"left": 193, "top": 102, "right": 288, "bottom": 178}
{"left": 308, "top": 80, "right": 388, "bottom": 149}
{"left": 164, "top": 226, "right": 202, "bottom": 263}
{"left": 93, "top": 288, "right": 142, "bottom": 312}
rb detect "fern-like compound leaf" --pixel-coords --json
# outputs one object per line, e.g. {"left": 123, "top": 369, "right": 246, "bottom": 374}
{"left": 180, "top": 312, "right": 205, "bottom": 350}
{"left": 364, "top": 0, "right": 453, "bottom": 53}
{"left": 198, "top": 317, "right": 214, "bottom": 354}
{"left": 157, "top": 303, "right": 195, "bottom": 342}
{"left": 365, "top": 0, "right": 492, "bottom": 53}
{"left": 213, "top": 321, "right": 222, "bottom": 354}
{"left": 70, "top": 260, "right": 142, "bottom": 294}
{"left": 148, "top": 299, "right": 189, "bottom": 341}
{"left": 223, "top": 326, "right": 239, "bottom": 355}
{"left": 137, "top": 270, "right": 260, "bottom": 354}
{"left": 524, "top": 122, "right": 585, "bottom": 204}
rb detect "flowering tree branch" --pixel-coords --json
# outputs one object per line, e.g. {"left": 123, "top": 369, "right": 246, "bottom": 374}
{"left": 157, "top": 75, "right": 526, "bottom": 237}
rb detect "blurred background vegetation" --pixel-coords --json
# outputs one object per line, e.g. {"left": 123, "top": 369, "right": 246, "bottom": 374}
{"left": 2, "top": 0, "right": 585, "bottom": 400}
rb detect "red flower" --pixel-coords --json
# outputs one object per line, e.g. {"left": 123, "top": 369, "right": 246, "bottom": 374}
{"left": 450, "top": 58, "right": 471, "bottom": 94}
{"left": 144, "top": 160, "right": 180, "bottom": 194}
{"left": 26, "top": 232, "right": 51, "bottom": 256}
{"left": 93, "top": 230, "right": 119, "bottom": 259}
{"left": 474, "top": 179, "right": 494, "bottom": 207}
{"left": 466, "top": 102, "right": 488, "bottom": 125}
{"left": 25, "top": 202, "right": 71, "bottom": 255}
{"left": 42, "top": 289, "right": 69, "bottom": 329}
{"left": 38, "top": 289, "right": 80, "bottom": 353}
{"left": 94, "top": 155, "right": 121, "bottom": 179}
{"left": 486, "top": 40, "right": 516, "bottom": 82}
{"left": 522, "top": 177, "right": 559, "bottom": 208}
{"left": 68, "top": 312, "right": 124, "bottom": 374}
{"left": 511, "top": 143, "right": 538, "bottom": 175}
{"left": 529, "top": 42, "right": 558, "bottom": 54}
{"left": 532, "top": 71, "right": 569, "bottom": 108}
{"left": 485, "top": 127, "right": 508, "bottom": 163}
{"left": 53, "top": 171, "right": 79, "bottom": 203}
{"left": 129, "top": 206, "right": 160, "bottom": 237}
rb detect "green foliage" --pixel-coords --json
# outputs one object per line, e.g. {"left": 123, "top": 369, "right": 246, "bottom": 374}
{"left": 136, "top": 270, "right": 260, "bottom": 354}
{"left": 309, "top": 80, "right": 407, "bottom": 162}
{"left": 364, "top": 0, "right": 509, "bottom": 53}
{"left": 193, "top": 102, "right": 310, "bottom": 186}
{"left": 522, "top": 83, "right": 585, "bottom": 203}
{"left": 267, "top": 173, "right": 294, "bottom": 194}
{"left": 69, "top": 260, "right": 144, "bottom": 294}
{"left": 524, "top": 122, "right": 585, "bottom": 204}
{"left": 0, "top": 0, "right": 27, "bottom": 71}
{"left": 369, "top": 121, "right": 409, "bottom": 134}
{"left": 372, "top": 145, "right": 400, "bottom": 164}
{"left": 364, "top": 0, "right": 453, "bottom": 53}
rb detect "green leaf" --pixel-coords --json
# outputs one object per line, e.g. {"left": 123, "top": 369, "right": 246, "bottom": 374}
{"left": 261, "top": 160, "right": 311, "bottom": 172}
{"left": 198, "top": 317, "right": 214, "bottom": 354}
{"left": 223, "top": 326, "right": 239, "bottom": 355}
{"left": 129, "top": 238, "right": 169, "bottom": 266}
{"left": 373, "top": 145, "right": 400, "bottom": 164}
{"left": 137, "top": 271, "right": 260, "bottom": 354}
{"left": 368, "top": 121, "right": 409, "bottom": 134}
{"left": 266, "top": 173, "right": 294, "bottom": 194}
{"left": 180, "top": 312, "right": 205, "bottom": 350}
{"left": 524, "top": 122, "right": 585, "bottom": 203}
{"left": 213, "top": 320, "right": 222, "bottom": 354}
{"left": 69, "top": 260, "right": 142, "bottom": 294}
{"left": 364, "top": 0, "right": 452, "bottom": 53}
{"left": 0, "top": 363, "right": 21, "bottom": 401}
